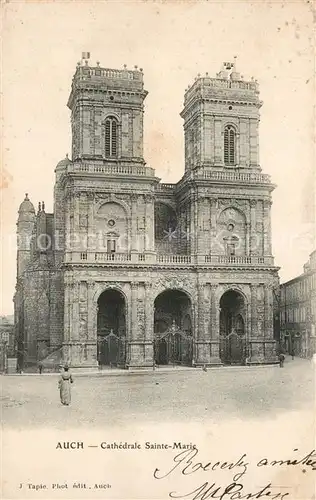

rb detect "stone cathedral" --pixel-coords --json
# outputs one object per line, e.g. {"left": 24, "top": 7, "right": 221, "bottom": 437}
{"left": 14, "top": 57, "right": 280, "bottom": 371}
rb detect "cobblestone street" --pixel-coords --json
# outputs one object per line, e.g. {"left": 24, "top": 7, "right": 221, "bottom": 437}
{"left": 2, "top": 356, "right": 314, "bottom": 430}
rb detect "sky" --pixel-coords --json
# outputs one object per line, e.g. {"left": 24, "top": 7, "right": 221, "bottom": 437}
{"left": 1, "top": 0, "right": 315, "bottom": 315}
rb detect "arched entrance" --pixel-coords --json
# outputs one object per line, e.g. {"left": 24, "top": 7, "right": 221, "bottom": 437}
{"left": 154, "top": 289, "right": 193, "bottom": 366}
{"left": 220, "top": 290, "right": 246, "bottom": 365}
{"left": 97, "top": 289, "right": 127, "bottom": 367}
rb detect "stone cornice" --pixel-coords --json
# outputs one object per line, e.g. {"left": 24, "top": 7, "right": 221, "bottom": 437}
{"left": 61, "top": 263, "right": 280, "bottom": 272}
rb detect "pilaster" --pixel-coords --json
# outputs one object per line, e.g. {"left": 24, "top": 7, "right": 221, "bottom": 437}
{"left": 144, "top": 195, "right": 154, "bottom": 252}
{"left": 250, "top": 199, "right": 257, "bottom": 255}
{"left": 214, "top": 119, "right": 222, "bottom": 164}
{"left": 250, "top": 284, "right": 258, "bottom": 337}
{"left": 264, "top": 285, "right": 274, "bottom": 339}
{"left": 263, "top": 200, "right": 272, "bottom": 256}
{"left": 131, "top": 194, "right": 138, "bottom": 251}
{"left": 210, "top": 284, "right": 222, "bottom": 364}
{"left": 72, "top": 281, "right": 80, "bottom": 342}
{"left": 87, "top": 281, "right": 95, "bottom": 339}
{"left": 128, "top": 282, "right": 148, "bottom": 368}
{"left": 87, "top": 193, "right": 95, "bottom": 250}
{"left": 63, "top": 281, "right": 71, "bottom": 343}
{"left": 195, "top": 283, "right": 211, "bottom": 366}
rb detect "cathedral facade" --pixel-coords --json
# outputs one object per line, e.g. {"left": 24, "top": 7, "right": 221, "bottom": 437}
{"left": 14, "top": 58, "right": 280, "bottom": 370}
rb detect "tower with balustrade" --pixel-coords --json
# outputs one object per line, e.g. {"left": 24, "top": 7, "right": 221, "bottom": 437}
{"left": 14, "top": 57, "right": 280, "bottom": 371}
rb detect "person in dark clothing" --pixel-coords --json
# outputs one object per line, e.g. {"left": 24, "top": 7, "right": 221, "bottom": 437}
{"left": 279, "top": 353, "right": 285, "bottom": 368}
{"left": 38, "top": 361, "right": 43, "bottom": 374}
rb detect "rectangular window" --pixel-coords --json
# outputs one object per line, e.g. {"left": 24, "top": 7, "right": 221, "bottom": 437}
{"left": 227, "top": 242, "right": 236, "bottom": 256}
{"left": 107, "top": 239, "right": 116, "bottom": 253}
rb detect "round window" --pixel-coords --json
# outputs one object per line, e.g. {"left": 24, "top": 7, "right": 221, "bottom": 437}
{"left": 108, "top": 219, "right": 116, "bottom": 227}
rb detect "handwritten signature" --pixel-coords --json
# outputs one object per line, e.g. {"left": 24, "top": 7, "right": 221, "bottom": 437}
{"left": 154, "top": 449, "right": 249, "bottom": 482}
{"left": 153, "top": 448, "right": 316, "bottom": 500}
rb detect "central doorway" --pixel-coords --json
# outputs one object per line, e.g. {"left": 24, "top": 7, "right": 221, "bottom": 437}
{"left": 97, "top": 289, "right": 126, "bottom": 367}
{"left": 220, "top": 290, "right": 246, "bottom": 365}
{"left": 154, "top": 289, "right": 193, "bottom": 366}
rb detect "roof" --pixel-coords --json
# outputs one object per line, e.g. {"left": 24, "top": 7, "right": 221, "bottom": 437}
{"left": 56, "top": 154, "right": 72, "bottom": 168}
{"left": 18, "top": 194, "right": 35, "bottom": 214}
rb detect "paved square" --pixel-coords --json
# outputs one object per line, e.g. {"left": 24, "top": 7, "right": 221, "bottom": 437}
{"left": 2, "top": 357, "right": 315, "bottom": 500}
{"left": 2, "top": 357, "right": 314, "bottom": 430}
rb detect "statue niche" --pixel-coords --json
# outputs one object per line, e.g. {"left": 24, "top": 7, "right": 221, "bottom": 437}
{"left": 95, "top": 202, "right": 128, "bottom": 253}
{"left": 213, "top": 207, "right": 247, "bottom": 256}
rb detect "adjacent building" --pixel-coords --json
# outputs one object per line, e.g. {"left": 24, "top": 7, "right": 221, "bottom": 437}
{"left": 279, "top": 249, "right": 316, "bottom": 357}
{"left": 14, "top": 57, "right": 280, "bottom": 370}
{"left": 0, "top": 316, "right": 15, "bottom": 372}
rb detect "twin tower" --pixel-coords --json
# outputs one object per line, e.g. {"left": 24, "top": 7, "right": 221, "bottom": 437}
{"left": 15, "top": 56, "right": 279, "bottom": 371}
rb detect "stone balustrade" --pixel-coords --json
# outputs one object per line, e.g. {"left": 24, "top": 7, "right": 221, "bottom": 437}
{"left": 70, "top": 162, "right": 155, "bottom": 177}
{"left": 184, "top": 77, "right": 259, "bottom": 106}
{"left": 155, "top": 183, "right": 176, "bottom": 191}
{"left": 71, "top": 252, "right": 274, "bottom": 266}
{"left": 187, "top": 169, "right": 271, "bottom": 184}
{"left": 75, "top": 66, "right": 142, "bottom": 82}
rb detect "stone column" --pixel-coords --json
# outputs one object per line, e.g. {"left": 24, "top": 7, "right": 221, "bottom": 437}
{"left": 128, "top": 282, "right": 142, "bottom": 367}
{"left": 197, "top": 198, "right": 208, "bottom": 255}
{"left": 246, "top": 222, "right": 250, "bottom": 254}
{"left": 264, "top": 285, "right": 277, "bottom": 362}
{"left": 76, "top": 281, "right": 98, "bottom": 370}
{"left": 74, "top": 193, "right": 80, "bottom": 252}
{"left": 199, "top": 104, "right": 204, "bottom": 164}
{"left": 87, "top": 193, "right": 95, "bottom": 252}
{"left": 87, "top": 281, "right": 95, "bottom": 338}
{"left": 144, "top": 195, "right": 154, "bottom": 253}
{"left": 190, "top": 197, "right": 195, "bottom": 254}
{"left": 63, "top": 281, "right": 71, "bottom": 362}
{"left": 197, "top": 284, "right": 205, "bottom": 340}
{"left": 145, "top": 283, "right": 154, "bottom": 342}
{"left": 264, "top": 286, "right": 274, "bottom": 338}
{"left": 214, "top": 119, "right": 222, "bottom": 164}
{"left": 65, "top": 194, "right": 72, "bottom": 260}
{"left": 239, "top": 118, "right": 247, "bottom": 167}
{"left": 131, "top": 282, "right": 138, "bottom": 339}
{"left": 67, "top": 281, "right": 79, "bottom": 366}
{"left": 210, "top": 284, "right": 218, "bottom": 337}
{"left": 249, "top": 119, "right": 258, "bottom": 165}
{"left": 250, "top": 284, "right": 258, "bottom": 337}
{"left": 248, "top": 284, "right": 260, "bottom": 363}
{"left": 195, "top": 283, "right": 212, "bottom": 366}
{"left": 209, "top": 198, "right": 217, "bottom": 255}
{"left": 210, "top": 284, "right": 221, "bottom": 364}
{"left": 130, "top": 194, "right": 138, "bottom": 252}
{"left": 204, "top": 115, "right": 212, "bottom": 161}
{"left": 250, "top": 199, "right": 257, "bottom": 255}
{"left": 143, "top": 282, "right": 154, "bottom": 367}
{"left": 263, "top": 200, "right": 272, "bottom": 256}
{"left": 72, "top": 282, "right": 80, "bottom": 342}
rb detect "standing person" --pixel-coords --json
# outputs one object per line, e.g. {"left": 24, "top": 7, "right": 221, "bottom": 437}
{"left": 38, "top": 361, "right": 43, "bottom": 374}
{"left": 279, "top": 353, "right": 285, "bottom": 368}
{"left": 291, "top": 349, "right": 295, "bottom": 360}
{"left": 58, "top": 365, "right": 73, "bottom": 406}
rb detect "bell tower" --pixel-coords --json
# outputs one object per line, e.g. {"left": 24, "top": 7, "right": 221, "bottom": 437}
{"left": 67, "top": 54, "right": 148, "bottom": 166}
{"left": 181, "top": 59, "right": 262, "bottom": 172}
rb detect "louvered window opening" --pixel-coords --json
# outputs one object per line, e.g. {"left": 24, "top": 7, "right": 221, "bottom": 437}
{"left": 105, "top": 118, "right": 118, "bottom": 157}
{"left": 224, "top": 126, "right": 236, "bottom": 165}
